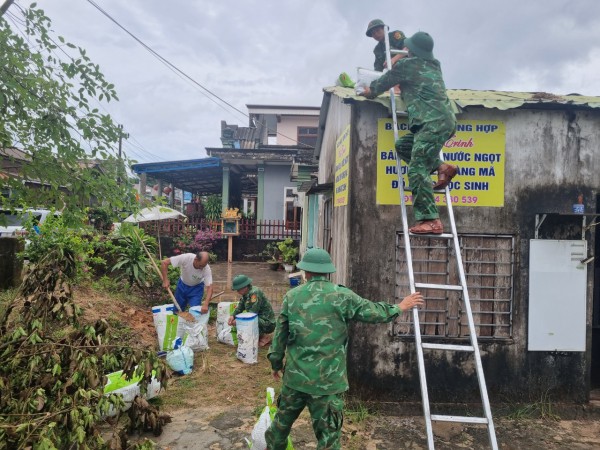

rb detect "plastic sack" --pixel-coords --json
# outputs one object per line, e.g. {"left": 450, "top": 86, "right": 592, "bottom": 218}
{"left": 216, "top": 301, "right": 238, "bottom": 346}
{"left": 166, "top": 337, "right": 194, "bottom": 375}
{"left": 152, "top": 303, "right": 176, "bottom": 351}
{"left": 247, "top": 388, "right": 294, "bottom": 450}
{"left": 335, "top": 72, "right": 355, "bottom": 88}
{"left": 355, "top": 67, "right": 383, "bottom": 95}
{"left": 236, "top": 312, "right": 259, "bottom": 364}
{"left": 103, "top": 369, "right": 162, "bottom": 417}
{"left": 152, "top": 304, "right": 209, "bottom": 352}
{"left": 181, "top": 306, "right": 209, "bottom": 351}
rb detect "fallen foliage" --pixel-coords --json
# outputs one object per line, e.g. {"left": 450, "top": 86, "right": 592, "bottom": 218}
{"left": 0, "top": 248, "right": 170, "bottom": 449}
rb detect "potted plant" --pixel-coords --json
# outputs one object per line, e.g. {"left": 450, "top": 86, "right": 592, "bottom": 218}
{"left": 277, "top": 238, "right": 298, "bottom": 272}
{"left": 260, "top": 242, "right": 280, "bottom": 271}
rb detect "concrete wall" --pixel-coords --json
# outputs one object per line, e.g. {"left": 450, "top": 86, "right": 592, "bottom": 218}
{"left": 317, "top": 95, "right": 600, "bottom": 403}
{"left": 264, "top": 165, "right": 295, "bottom": 221}
{"left": 315, "top": 96, "right": 352, "bottom": 286}
{"left": 0, "top": 238, "right": 24, "bottom": 289}
{"left": 277, "top": 115, "right": 319, "bottom": 146}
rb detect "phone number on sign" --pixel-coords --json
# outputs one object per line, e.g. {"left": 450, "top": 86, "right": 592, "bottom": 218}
{"left": 403, "top": 195, "right": 479, "bottom": 204}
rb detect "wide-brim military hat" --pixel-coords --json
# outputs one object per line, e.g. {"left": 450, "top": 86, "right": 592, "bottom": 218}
{"left": 296, "top": 248, "right": 336, "bottom": 274}
{"left": 232, "top": 274, "right": 252, "bottom": 290}
{"left": 366, "top": 19, "right": 385, "bottom": 37}
{"left": 404, "top": 31, "right": 435, "bottom": 59}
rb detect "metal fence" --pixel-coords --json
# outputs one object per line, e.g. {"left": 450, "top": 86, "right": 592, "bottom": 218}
{"left": 209, "top": 282, "right": 291, "bottom": 315}
{"left": 140, "top": 218, "right": 301, "bottom": 240}
{"left": 393, "top": 234, "right": 514, "bottom": 340}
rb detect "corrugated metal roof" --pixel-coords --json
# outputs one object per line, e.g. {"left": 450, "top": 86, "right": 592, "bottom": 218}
{"left": 323, "top": 86, "right": 600, "bottom": 112}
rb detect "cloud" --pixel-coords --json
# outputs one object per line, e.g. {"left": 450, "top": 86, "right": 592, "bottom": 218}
{"left": 14, "top": 0, "right": 600, "bottom": 163}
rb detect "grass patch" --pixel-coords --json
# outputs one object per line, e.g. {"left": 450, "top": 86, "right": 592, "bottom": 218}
{"left": 344, "top": 399, "right": 375, "bottom": 424}
{"left": 505, "top": 390, "right": 560, "bottom": 421}
{"left": 0, "top": 287, "right": 18, "bottom": 317}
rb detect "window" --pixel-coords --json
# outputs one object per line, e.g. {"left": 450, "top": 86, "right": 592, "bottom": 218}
{"left": 283, "top": 187, "right": 301, "bottom": 230}
{"left": 297, "top": 127, "right": 318, "bottom": 148}
{"left": 393, "top": 234, "right": 514, "bottom": 340}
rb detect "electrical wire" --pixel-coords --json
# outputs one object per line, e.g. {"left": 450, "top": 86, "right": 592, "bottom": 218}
{"left": 83, "top": 0, "right": 315, "bottom": 148}
{"left": 10, "top": 2, "right": 166, "bottom": 163}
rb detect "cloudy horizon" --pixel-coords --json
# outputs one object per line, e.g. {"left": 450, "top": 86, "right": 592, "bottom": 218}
{"left": 6, "top": 0, "right": 600, "bottom": 163}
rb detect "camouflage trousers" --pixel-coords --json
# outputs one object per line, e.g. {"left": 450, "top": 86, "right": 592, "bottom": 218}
{"left": 265, "top": 385, "right": 344, "bottom": 450}
{"left": 395, "top": 118, "right": 456, "bottom": 221}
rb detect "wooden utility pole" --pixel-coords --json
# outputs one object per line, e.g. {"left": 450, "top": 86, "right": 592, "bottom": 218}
{"left": 0, "top": 0, "right": 16, "bottom": 17}
{"left": 117, "top": 124, "right": 128, "bottom": 185}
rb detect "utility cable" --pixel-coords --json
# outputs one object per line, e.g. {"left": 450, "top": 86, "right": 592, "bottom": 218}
{"left": 83, "top": 0, "right": 315, "bottom": 148}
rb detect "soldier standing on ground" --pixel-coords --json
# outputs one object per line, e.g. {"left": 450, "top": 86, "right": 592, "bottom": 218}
{"left": 228, "top": 274, "right": 276, "bottom": 347}
{"left": 265, "top": 248, "right": 424, "bottom": 449}
{"left": 359, "top": 31, "right": 458, "bottom": 235}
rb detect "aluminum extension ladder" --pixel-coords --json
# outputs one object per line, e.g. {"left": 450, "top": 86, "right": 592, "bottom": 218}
{"left": 383, "top": 28, "right": 499, "bottom": 450}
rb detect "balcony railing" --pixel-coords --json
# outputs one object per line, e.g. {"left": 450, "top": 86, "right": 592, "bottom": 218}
{"left": 139, "top": 218, "right": 300, "bottom": 240}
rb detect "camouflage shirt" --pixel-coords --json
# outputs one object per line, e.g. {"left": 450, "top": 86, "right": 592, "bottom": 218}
{"left": 369, "top": 56, "right": 455, "bottom": 131}
{"left": 373, "top": 30, "right": 405, "bottom": 72}
{"left": 267, "top": 276, "right": 401, "bottom": 396}
{"left": 232, "top": 286, "right": 275, "bottom": 332}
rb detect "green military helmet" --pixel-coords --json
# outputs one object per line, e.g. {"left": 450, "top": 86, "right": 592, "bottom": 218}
{"left": 296, "top": 248, "right": 336, "bottom": 274}
{"left": 366, "top": 19, "right": 385, "bottom": 37}
{"left": 232, "top": 274, "right": 252, "bottom": 290}
{"left": 404, "top": 31, "right": 435, "bottom": 59}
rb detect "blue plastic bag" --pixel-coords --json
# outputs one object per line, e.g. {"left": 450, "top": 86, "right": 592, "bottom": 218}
{"left": 166, "top": 337, "right": 194, "bottom": 375}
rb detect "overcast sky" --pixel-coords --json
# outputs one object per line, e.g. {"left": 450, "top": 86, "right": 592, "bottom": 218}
{"left": 7, "top": 0, "right": 600, "bottom": 163}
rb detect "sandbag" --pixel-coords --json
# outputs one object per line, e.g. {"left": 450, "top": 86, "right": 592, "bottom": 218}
{"left": 247, "top": 387, "right": 294, "bottom": 450}
{"left": 152, "top": 303, "right": 177, "bottom": 351}
{"left": 166, "top": 337, "right": 194, "bottom": 375}
{"left": 216, "top": 301, "right": 238, "bottom": 346}
{"left": 355, "top": 67, "right": 383, "bottom": 95}
{"left": 103, "top": 369, "right": 162, "bottom": 417}
{"left": 152, "top": 304, "right": 209, "bottom": 352}
{"left": 182, "top": 306, "right": 209, "bottom": 351}
{"left": 236, "top": 312, "right": 259, "bottom": 364}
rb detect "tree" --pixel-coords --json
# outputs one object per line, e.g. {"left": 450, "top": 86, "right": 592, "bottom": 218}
{"left": 0, "top": 3, "right": 133, "bottom": 217}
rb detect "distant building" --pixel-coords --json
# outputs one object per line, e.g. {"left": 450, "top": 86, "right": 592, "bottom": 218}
{"left": 132, "top": 104, "right": 319, "bottom": 237}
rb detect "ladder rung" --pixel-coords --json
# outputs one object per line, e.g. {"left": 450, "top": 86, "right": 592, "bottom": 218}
{"left": 430, "top": 414, "right": 489, "bottom": 424}
{"left": 422, "top": 343, "right": 474, "bottom": 352}
{"left": 409, "top": 232, "right": 454, "bottom": 239}
{"left": 415, "top": 282, "right": 463, "bottom": 291}
{"left": 390, "top": 49, "right": 409, "bottom": 56}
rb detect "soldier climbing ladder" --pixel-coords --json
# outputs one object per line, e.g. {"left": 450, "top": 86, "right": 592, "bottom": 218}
{"left": 382, "top": 27, "right": 499, "bottom": 450}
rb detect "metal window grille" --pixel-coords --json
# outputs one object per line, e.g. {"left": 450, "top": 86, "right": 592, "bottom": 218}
{"left": 393, "top": 233, "right": 514, "bottom": 340}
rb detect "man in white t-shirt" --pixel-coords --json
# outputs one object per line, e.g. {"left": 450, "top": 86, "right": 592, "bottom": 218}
{"left": 161, "top": 251, "right": 213, "bottom": 314}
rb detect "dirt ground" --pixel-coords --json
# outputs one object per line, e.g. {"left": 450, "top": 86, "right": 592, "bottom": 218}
{"left": 72, "top": 262, "right": 600, "bottom": 449}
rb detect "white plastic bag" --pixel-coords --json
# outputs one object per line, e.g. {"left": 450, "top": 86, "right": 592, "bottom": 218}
{"left": 217, "top": 326, "right": 237, "bottom": 346}
{"left": 103, "top": 369, "right": 162, "bottom": 417}
{"left": 152, "top": 304, "right": 209, "bottom": 352}
{"left": 236, "top": 312, "right": 259, "bottom": 364}
{"left": 216, "top": 301, "right": 238, "bottom": 346}
{"left": 166, "top": 337, "right": 194, "bottom": 375}
{"left": 152, "top": 303, "right": 176, "bottom": 351}
{"left": 248, "top": 388, "right": 294, "bottom": 449}
{"left": 249, "top": 387, "right": 275, "bottom": 450}
{"left": 355, "top": 67, "right": 383, "bottom": 95}
{"left": 181, "top": 307, "right": 209, "bottom": 351}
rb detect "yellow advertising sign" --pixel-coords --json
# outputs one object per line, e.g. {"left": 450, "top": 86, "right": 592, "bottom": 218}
{"left": 334, "top": 124, "right": 350, "bottom": 207}
{"left": 376, "top": 119, "right": 505, "bottom": 207}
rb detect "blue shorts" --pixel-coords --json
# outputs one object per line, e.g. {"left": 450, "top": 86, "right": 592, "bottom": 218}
{"left": 174, "top": 279, "right": 204, "bottom": 312}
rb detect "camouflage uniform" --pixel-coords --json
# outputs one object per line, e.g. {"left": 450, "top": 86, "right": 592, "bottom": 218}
{"left": 373, "top": 30, "right": 405, "bottom": 71}
{"left": 265, "top": 276, "right": 401, "bottom": 449}
{"left": 369, "top": 54, "right": 456, "bottom": 221}
{"left": 232, "top": 286, "right": 275, "bottom": 335}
